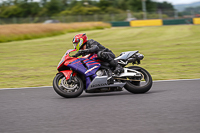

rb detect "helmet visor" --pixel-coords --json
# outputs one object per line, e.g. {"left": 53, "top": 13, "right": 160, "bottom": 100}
{"left": 73, "top": 42, "right": 78, "bottom": 49}
{"left": 75, "top": 38, "right": 83, "bottom": 51}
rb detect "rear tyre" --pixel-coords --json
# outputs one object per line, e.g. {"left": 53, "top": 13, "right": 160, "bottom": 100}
{"left": 53, "top": 73, "right": 84, "bottom": 98}
{"left": 124, "top": 66, "right": 152, "bottom": 94}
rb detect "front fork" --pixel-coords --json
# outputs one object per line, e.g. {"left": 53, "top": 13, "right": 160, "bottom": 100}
{"left": 58, "top": 70, "right": 77, "bottom": 81}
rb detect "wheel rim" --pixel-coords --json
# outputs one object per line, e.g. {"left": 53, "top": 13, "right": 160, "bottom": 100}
{"left": 128, "top": 70, "right": 149, "bottom": 87}
{"left": 57, "top": 76, "right": 81, "bottom": 93}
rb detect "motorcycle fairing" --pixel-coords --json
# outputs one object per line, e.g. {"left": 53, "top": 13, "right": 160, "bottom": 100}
{"left": 87, "top": 76, "right": 126, "bottom": 90}
{"left": 87, "top": 54, "right": 99, "bottom": 61}
{"left": 57, "top": 49, "right": 77, "bottom": 69}
{"left": 67, "top": 58, "right": 100, "bottom": 77}
{"left": 83, "top": 59, "right": 100, "bottom": 74}
{"left": 66, "top": 55, "right": 101, "bottom": 89}
{"left": 67, "top": 58, "right": 87, "bottom": 75}
{"left": 59, "top": 70, "right": 76, "bottom": 81}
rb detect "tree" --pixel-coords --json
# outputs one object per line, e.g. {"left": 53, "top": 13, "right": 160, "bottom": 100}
{"left": 126, "top": 0, "right": 156, "bottom": 12}
{"left": 0, "top": 5, "right": 22, "bottom": 18}
{"left": 116, "top": 0, "right": 128, "bottom": 11}
{"left": 97, "top": 0, "right": 112, "bottom": 11}
{"left": 39, "top": 0, "right": 63, "bottom": 16}
{"left": 17, "top": 1, "right": 41, "bottom": 17}
{"left": 60, "top": 3, "right": 101, "bottom": 15}
{"left": 0, "top": 0, "right": 41, "bottom": 18}
{"left": 181, "top": 6, "right": 200, "bottom": 16}
{"left": 156, "top": 1, "right": 174, "bottom": 11}
{"left": 0, "top": 0, "right": 175, "bottom": 18}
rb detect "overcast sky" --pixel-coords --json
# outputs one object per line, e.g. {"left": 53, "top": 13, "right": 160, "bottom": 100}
{"left": 154, "top": 0, "right": 200, "bottom": 5}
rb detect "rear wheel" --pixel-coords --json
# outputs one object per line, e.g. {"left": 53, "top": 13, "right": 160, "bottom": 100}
{"left": 53, "top": 73, "right": 84, "bottom": 98}
{"left": 124, "top": 66, "right": 152, "bottom": 94}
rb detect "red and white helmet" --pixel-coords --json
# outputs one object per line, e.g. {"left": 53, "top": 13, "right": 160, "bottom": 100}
{"left": 72, "top": 33, "right": 87, "bottom": 51}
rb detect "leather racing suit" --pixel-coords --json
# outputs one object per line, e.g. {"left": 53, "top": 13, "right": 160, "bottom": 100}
{"left": 73, "top": 39, "right": 120, "bottom": 72}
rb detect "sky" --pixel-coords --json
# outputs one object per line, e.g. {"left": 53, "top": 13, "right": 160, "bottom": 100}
{"left": 154, "top": 0, "right": 200, "bottom": 5}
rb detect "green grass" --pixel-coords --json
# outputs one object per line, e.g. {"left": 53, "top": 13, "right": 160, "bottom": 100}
{"left": 0, "top": 25, "right": 200, "bottom": 88}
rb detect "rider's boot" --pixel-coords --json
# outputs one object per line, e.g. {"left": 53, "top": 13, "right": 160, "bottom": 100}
{"left": 110, "top": 60, "right": 124, "bottom": 75}
{"left": 107, "top": 69, "right": 114, "bottom": 84}
{"left": 114, "top": 64, "right": 124, "bottom": 75}
{"left": 97, "top": 51, "right": 124, "bottom": 82}
{"left": 107, "top": 76, "right": 114, "bottom": 84}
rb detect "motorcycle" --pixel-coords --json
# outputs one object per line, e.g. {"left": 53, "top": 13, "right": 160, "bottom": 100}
{"left": 53, "top": 49, "right": 152, "bottom": 98}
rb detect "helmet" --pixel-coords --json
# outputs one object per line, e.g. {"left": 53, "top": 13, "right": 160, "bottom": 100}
{"left": 72, "top": 33, "right": 87, "bottom": 51}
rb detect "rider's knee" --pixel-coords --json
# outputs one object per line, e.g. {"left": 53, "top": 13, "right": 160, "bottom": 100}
{"left": 97, "top": 51, "right": 107, "bottom": 59}
{"left": 97, "top": 51, "right": 102, "bottom": 59}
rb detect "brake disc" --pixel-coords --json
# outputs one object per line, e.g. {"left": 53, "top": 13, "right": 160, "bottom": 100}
{"left": 60, "top": 77, "right": 77, "bottom": 90}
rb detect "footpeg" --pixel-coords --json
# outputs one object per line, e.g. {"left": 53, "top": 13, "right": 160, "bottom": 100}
{"left": 107, "top": 77, "right": 114, "bottom": 84}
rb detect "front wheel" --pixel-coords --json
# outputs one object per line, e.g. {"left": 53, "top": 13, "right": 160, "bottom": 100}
{"left": 124, "top": 66, "right": 152, "bottom": 94}
{"left": 53, "top": 73, "right": 84, "bottom": 98}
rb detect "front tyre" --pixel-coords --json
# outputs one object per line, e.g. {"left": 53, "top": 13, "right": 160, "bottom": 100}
{"left": 124, "top": 66, "right": 152, "bottom": 94}
{"left": 53, "top": 73, "right": 84, "bottom": 98}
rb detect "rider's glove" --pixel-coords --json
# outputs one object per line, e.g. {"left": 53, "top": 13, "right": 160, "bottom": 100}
{"left": 72, "top": 54, "right": 78, "bottom": 57}
{"left": 80, "top": 49, "right": 89, "bottom": 54}
{"left": 80, "top": 49, "right": 90, "bottom": 56}
{"left": 72, "top": 51, "right": 81, "bottom": 57}
{"left": 72, "top": 52, "right": 81, "bottom": 57}
{"left": 72, "top": 49, "right": 90, "bottom": 57}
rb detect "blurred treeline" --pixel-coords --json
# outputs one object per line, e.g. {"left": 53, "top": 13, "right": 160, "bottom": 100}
{"left": 0, "top": 0, "right": 174, "bottom": 18}
{"left": 182, "top": 6, "right": 200, "bottom": 16}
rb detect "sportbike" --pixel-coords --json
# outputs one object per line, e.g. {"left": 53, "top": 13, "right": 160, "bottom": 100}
{"left": 53, "top": 49, "right": 152, "bottom": 98}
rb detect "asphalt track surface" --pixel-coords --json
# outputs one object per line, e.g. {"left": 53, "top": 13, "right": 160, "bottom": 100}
{"left": 0, "top": 79, "right": 200, "bottom": 133}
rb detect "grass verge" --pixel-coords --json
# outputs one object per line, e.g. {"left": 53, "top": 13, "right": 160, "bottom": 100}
{"left": 0, "top": 25, "right": 200, "bottom": 88}
{"left": 0, "top": 22, "right": 111, "bottom": 43}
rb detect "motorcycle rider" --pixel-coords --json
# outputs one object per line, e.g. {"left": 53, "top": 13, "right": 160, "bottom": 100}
{"left": 72, "top": 33, "right": 124, "bottom": 79}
